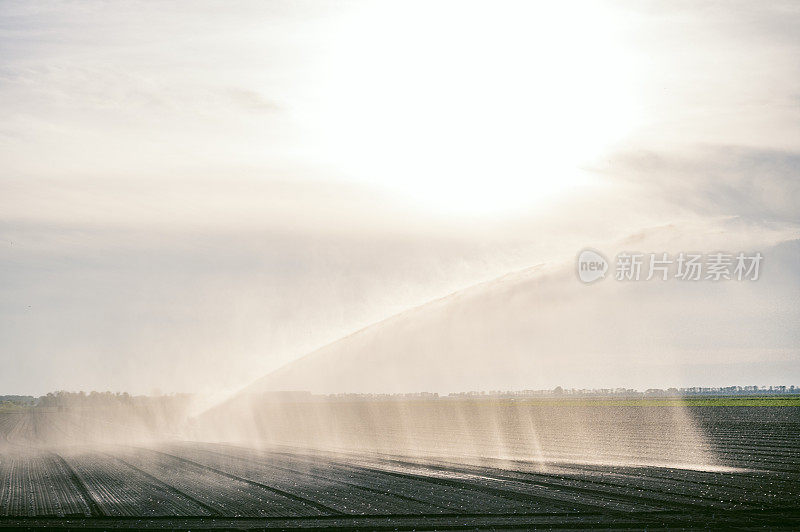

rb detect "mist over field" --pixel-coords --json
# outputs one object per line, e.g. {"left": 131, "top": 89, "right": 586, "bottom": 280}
{"left": 244, "top": 232, "right": 799, "bottom": 395}
{"left": 1, "top": 0, "right": 799, "bottom": 529}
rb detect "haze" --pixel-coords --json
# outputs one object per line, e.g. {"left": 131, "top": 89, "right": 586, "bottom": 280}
{"left": 1, "top": 0, "right": 799, "bottom": 396}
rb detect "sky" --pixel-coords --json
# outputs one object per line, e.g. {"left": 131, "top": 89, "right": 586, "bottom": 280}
{"left": 1, "top": 0, "right": 799, "bottom": 396}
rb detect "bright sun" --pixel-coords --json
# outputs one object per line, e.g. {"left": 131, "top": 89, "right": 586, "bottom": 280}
{"left": 304, "top": 1, "right": 639, "bottom": 215}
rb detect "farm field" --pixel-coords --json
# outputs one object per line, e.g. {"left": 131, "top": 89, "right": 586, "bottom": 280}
{"left": 0, "top": 402, "right": 798, "bottom": 530}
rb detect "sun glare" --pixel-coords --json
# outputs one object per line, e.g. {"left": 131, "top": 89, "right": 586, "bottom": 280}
{"left": 303, "top": 1, "right": 639, "bottom": 214}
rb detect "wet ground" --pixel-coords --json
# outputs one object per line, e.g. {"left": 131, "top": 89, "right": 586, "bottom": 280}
{"left": 0, "top": 405, "right": 798, "bottom": 530}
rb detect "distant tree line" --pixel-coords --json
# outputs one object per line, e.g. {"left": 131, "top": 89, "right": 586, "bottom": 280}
{"left": 34, "top": 390, "right": 193, "bottom": 408}
{"left": 0, "top": 395, "right": 35, "bottom": 406}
